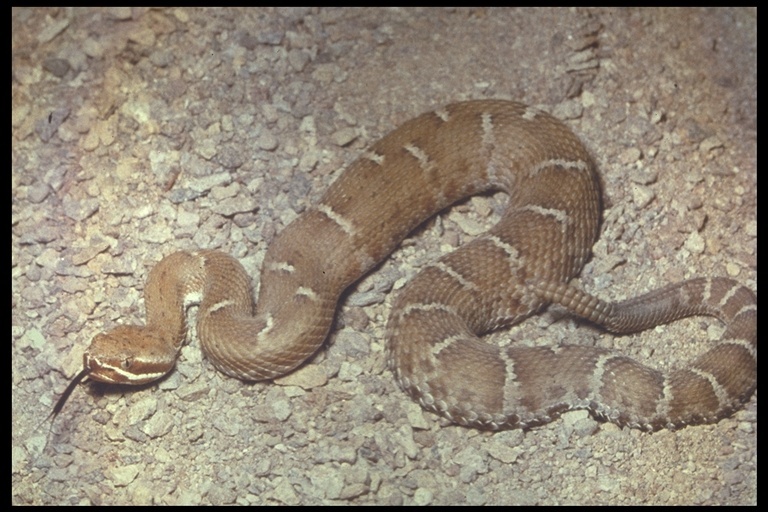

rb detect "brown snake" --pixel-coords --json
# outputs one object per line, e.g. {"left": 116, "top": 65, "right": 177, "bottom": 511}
{"left": 70, "top": 100, "right": 756, "bottom": 431}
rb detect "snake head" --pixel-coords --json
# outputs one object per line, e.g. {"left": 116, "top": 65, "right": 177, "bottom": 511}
{"left": 84, "top": 325, "right": 177, "bottom": 385}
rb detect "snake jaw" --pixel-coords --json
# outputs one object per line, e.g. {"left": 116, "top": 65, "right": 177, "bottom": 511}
{"left": 83, "top": 350, "right": 170, "bottom": 385}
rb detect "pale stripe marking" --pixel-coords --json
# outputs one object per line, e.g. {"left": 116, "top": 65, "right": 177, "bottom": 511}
{"left": 404, "top": 143, "right": 434, "bottom": 173}
{"left": 589, "top": 352, "right": 614, "bottom": 405}
{"left": 206, "top": 299, "right": 235, "bottom": 314}
{"left": 655, "top": 376, "right": 674, "bottom": 423}
{"left": 481, "top": 112, "right": 495, "bottom": 148}
{"left": 431, "top": 334, "right": 464, "bottom": 357}
{"left": 520, "top": 205, "right": 570, "bottom": 233}
{"left": 258, "top": 314, "right": 275, "bottom": 336}
{"left": 87, "top": 356, "right": 167, "bottom": 384}
{"left": 363, "top": 150, "right": 385, "bottom": 166}
{"left": 499, "top": 349, "right": 521, "bottom": 414}
{"left": 735, "top": 303, "right": 757, "bottom": 318}
{"left": 428, "top": 261, "right": 479, "bottom": 292}
{"left": 721, "top": 337, "right": 757, "bottom": 361}
{"left": 689, "top": 367, "right": 730, "bottom": 408}
{"left": 718, "top": 281, "right": 743, "bottom": 309}
{"left": 486, "top": 235, "right": 524, "bottom": 285}
{"left": 530, "top": 158, "right": 589, "bottom": 177}
{"left": 316, "top": 203, "right": 356, "bottom": 236}
{"left": 295, "top": 286, "right": 319, "bottom": 301}
{"left": 486, "top": 235, "right": 520, "bottom": 260}
{"left": 522, "top": 106, "right": 542, "bottom": 121}
{"left": 434, "top": 108, "right": 450, "bottom": 122}
{"left": 267, "top": 261, "right": 295, "bottom": 273}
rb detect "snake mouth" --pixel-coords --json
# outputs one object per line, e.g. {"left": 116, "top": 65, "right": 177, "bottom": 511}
{"left": 84, "top": 351, "right": 171, "bottom": 385}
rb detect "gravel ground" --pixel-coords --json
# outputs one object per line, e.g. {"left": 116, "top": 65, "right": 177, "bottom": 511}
{"left": 13, "top": 7, "right": 756, "bottom": 505}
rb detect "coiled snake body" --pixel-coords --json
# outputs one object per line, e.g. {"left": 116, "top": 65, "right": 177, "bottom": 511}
{"left": 81, "top": 100, "right": 756, "bottom": 431}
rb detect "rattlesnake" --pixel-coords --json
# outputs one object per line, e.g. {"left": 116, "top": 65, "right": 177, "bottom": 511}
{"left": 77, "top": 100, "right": 756, "bottom": 431}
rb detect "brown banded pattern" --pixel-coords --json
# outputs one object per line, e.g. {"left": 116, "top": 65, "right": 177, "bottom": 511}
{"left": 79, "top": 101, "right": 756, "bottom": 431}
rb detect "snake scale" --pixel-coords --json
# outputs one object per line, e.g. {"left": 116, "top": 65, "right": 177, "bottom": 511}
{"left": 78, "top": 100, "right": 756, "bottom": 431}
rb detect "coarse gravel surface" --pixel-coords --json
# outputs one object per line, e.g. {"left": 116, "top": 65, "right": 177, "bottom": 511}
{"left": 13, "top": 7, "right": 756, "bottom": 505}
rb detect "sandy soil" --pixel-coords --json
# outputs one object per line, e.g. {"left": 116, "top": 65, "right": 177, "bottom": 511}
{"left": 13, "top": 7, "right": 755, "bottom": 505}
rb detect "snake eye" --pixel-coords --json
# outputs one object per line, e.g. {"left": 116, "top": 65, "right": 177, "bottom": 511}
{"left": 121, "top": 358, "right": 133, "bottom": 370}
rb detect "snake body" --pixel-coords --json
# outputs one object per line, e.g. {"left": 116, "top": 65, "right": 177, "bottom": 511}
{"left": 84, "top": 100, "right": 757, "bottom": 430}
